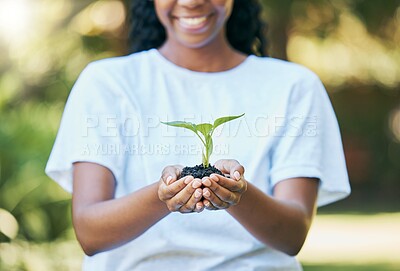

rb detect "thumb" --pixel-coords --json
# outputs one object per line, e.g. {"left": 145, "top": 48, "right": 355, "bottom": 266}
{"left": 162, "top": 165, "right": 183, "bottom": 184}
{"left": 231, "top": 164, "right": 244, "bottom": 181}
{"left": 214, "top": 159, "right": 244, "bottom": 180}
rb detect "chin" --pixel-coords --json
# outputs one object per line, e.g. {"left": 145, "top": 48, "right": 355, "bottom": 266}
{"left": 175, "top": 33, "right": 223, "bottom": 50}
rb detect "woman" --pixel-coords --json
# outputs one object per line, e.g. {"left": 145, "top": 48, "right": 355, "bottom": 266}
{"left": 46, "top": 0, "right": 351, "bottom": 270}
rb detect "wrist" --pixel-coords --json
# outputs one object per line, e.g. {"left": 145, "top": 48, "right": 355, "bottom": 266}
{"left": 153, "top": 181, "right": 171, "bottom": 215}
{"left": 227, "top": 180, "right": 253, "bottom": 213}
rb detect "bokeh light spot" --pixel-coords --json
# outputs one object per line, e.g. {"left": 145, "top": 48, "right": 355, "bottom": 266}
{"left": 0, "top": 208, "right": 19, "bottom": 239}
{"left": 0, "top": 0, "right": 33, "bottom": 43}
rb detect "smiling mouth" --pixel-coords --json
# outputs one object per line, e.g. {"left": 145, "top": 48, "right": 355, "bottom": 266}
{"left": 179, "top": 16, "right": 207, "bottom": 26}
{"left": 175, "top": 14, "right": 212, "bottom": 30}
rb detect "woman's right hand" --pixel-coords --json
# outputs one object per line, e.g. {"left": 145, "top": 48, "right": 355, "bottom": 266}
{"left": 158, "top": 165, "right": 205, "bottom": 213}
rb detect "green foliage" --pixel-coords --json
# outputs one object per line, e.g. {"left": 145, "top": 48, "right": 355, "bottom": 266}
{"left": 0, "top": 0, "right": 399, "bottom": 269}
{"left": 0, "top": 103, "right": 72, "bottom": 243}
{"left": 161, "top": 114, "right": 245, "bottom": 167}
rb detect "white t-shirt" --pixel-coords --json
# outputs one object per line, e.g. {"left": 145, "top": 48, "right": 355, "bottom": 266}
{"left": 46, "top": 49, "right": 350, "bottom": 271}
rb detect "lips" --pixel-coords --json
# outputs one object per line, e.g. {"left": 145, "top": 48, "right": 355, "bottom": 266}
{"left": 173, "top": 13, "right": 214, "bottom": 32}
{"left": 179, "top": 16, "right": 207, "bottom": 28}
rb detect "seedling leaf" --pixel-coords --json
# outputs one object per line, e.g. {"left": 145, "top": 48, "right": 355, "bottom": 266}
{"left": 161, "top": 114, "right": 244, "bottom": 168}
{"left": 161, "top": 121, "right": 197, "bottom": 134}
{"left": 213, "top": 113, "right": 245, "bottom": 130}
{"left": 196, "top": 123, "right": 213, "bottom": 138}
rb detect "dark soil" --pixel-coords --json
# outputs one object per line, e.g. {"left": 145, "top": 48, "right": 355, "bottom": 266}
{"left": 180, "top": 164, "right": 223, "bottom": 179}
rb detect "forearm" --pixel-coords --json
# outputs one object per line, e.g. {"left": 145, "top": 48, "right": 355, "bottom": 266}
{"left": 227, "top": 182, "right": 315, "bottom": 256}
{"left": 73, "top": 182, "right": 169, "bottom": 255}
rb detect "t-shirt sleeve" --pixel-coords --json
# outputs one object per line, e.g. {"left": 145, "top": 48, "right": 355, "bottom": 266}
{"left": 269, "top": 72, "right": 351, "bottom": 207}
{"left": 45, "top": 63, "right": 125, "bottom": 193}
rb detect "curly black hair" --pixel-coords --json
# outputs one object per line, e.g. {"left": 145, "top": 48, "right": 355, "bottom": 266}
{"left": 128, "top": 0, "right": 268, "bottom": 56}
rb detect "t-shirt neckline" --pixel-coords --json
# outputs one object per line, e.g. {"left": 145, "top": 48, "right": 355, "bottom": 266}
{"left": 150, "top": 48, "right": 254, "bottom": 79}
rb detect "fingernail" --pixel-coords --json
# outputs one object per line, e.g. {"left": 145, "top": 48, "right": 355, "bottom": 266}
{"left": 204, "top": 190, "right": 210, "bottom": 197}
{"left": 202, "top": 178, "right": 211, "bottom": 186}
{"left": 210, "top": 174, "right": 219, "bottom": 182}
{"left": 184, "top": 176, "right": 192, "bottom": 184}
{"left": 234, "top": 171, "right": 241, "bottom": 180}
{"left": 196, "top": 203, "right": 203, "bottom": 211}
{"left": 192, "top": 180, "right": 201, "bottom": 188}
{"left": 166, "top": 176, "right": 173, "bottom": 184}
{"left": 195, "top": 190, "right": 202, "bottom": 198}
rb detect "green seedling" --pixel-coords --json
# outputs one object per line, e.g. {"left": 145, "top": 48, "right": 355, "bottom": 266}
{"left": 161, "top": 113, "right": 245, "bottom": 168}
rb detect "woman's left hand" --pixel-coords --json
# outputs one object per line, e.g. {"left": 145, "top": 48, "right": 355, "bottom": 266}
{"left": 201, "top": 159, "right": 247, "bottom": 210}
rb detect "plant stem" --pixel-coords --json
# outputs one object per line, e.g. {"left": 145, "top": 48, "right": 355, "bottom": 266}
{"left": 194, "top": 131, "right": 206, "bottom": 147}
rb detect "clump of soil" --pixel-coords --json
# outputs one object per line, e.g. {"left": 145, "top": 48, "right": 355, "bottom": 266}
{"left": 181, "top": 164, "right": 223, "bottom": 179}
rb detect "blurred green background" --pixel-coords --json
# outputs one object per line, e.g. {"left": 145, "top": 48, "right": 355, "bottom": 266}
{"left": 0, "top": 0, "right": 399, "bottom": 270}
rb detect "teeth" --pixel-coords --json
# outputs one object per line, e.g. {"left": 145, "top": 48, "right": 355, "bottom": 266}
{"left": 179, "top": 16, "right": 207, "bottom": 26}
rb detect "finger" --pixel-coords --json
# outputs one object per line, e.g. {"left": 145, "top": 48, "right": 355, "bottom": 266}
{"left": 162, "top": 165, "right": 183, "bottom": 184}
{"left": 179, "top": 188, "right": 203, "bottom": 213}
{"left": 233, "top": 170, "right": 242, "bottom": 181}
{"left": 203, "top": 199, "right": 218, "bottom": 211}
{"left": 214, "top": 159, "right": 244, "bottom": 179}
{"left": 203, "top": 188, "right": 230, "bottom": 209}
{"left": 209, "top": 174, "right": 246, "bottom": 192}
{"left": 159, "top": 176, "right": 193, "bottom": 200}
{"left": 195, "top": 201, "right": 205, "bottom": 213}
{"left": 202, "top": 177, "right": 237, "bottom": 204}
{"left": 169, "top": 178, "right": 202, "bottom": 210}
